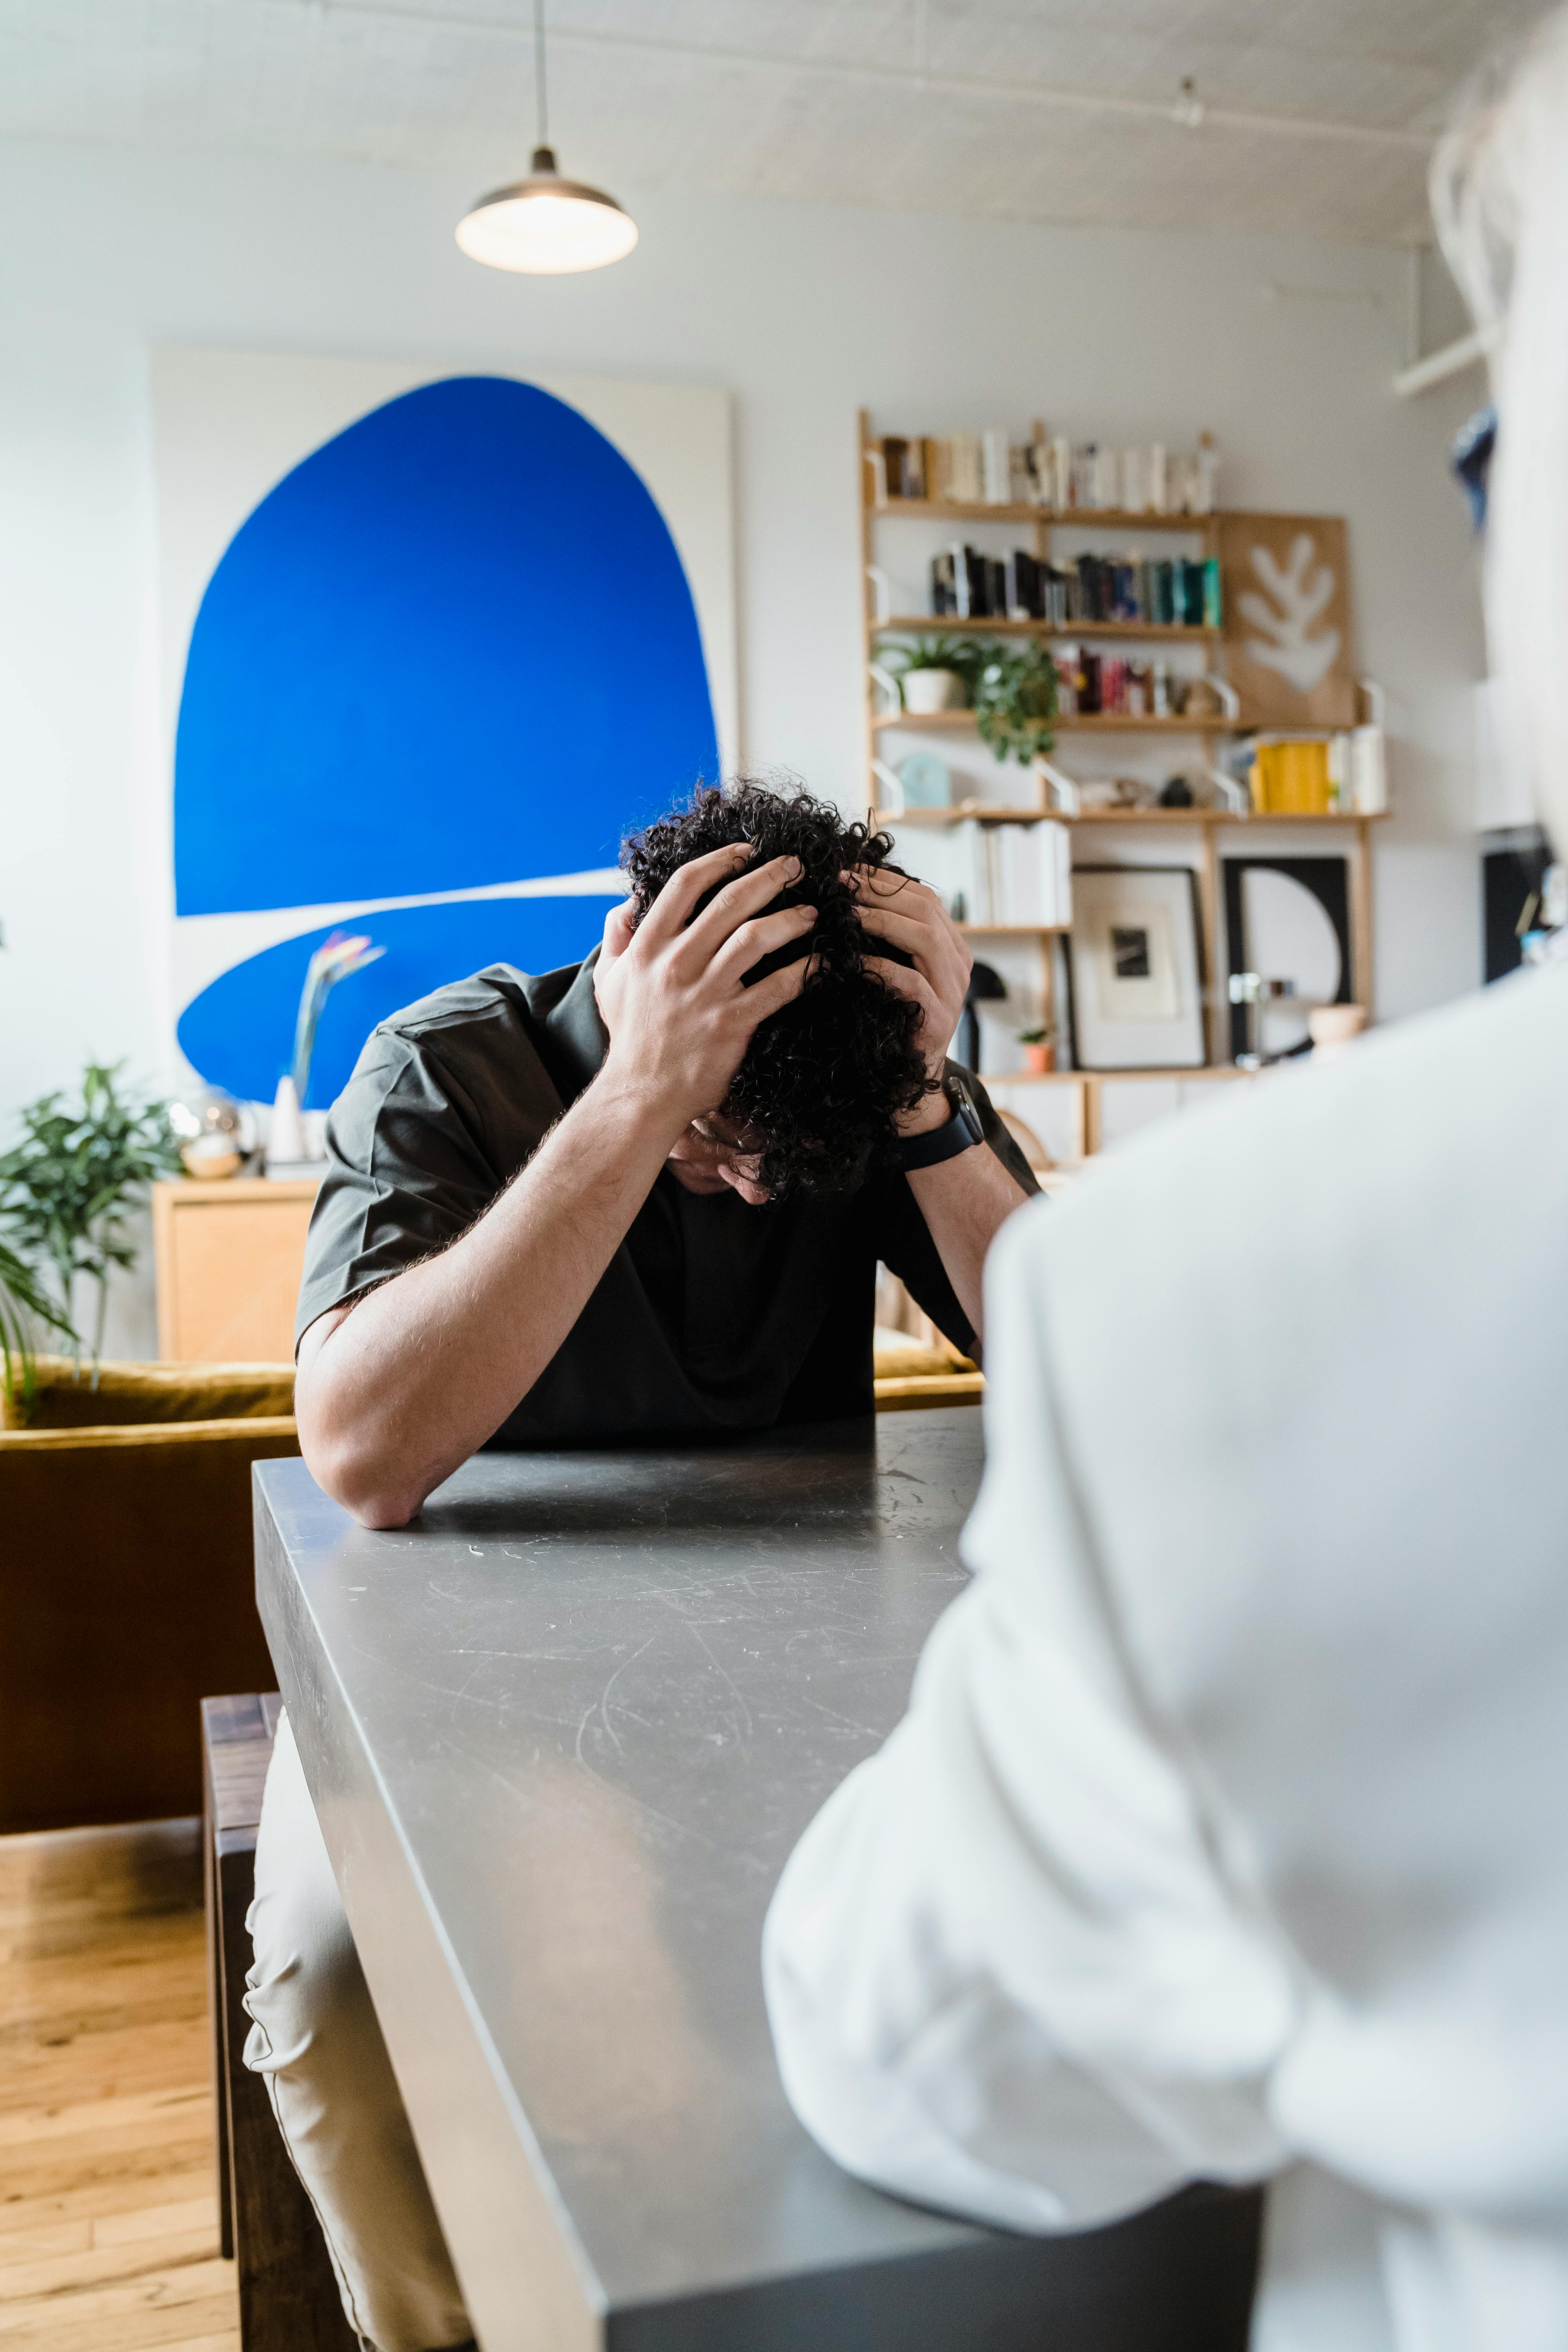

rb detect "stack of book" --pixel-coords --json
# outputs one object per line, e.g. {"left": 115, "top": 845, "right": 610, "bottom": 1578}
{"left": 952, "top": 821, "right": 1073, "bottom": 928}
{"left": 872, "top": 431, "right": 1220, "bottom": 515}
{"left": 1243, "top": 734, "right": 1388, "bottom": 815}
{"left": 1038, "top": 438, "right": 1220, "bottom": 516}
{"left": 1054, "top": 649, "right": 1182, "bottom": 718}
{"left": 932, "top": 549, "right": 1221, "bottom": 628}
{"left": 877, "top": 432, "right": 1010, "bottom": 503}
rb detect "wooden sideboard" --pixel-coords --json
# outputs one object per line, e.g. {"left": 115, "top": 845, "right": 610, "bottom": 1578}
{"left": 152, "top": 1178, "right": 320, "bottom": 1364}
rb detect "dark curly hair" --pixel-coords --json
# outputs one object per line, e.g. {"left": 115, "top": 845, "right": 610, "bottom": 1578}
{"left": 620, "top": 780, "right": 937, "bottom": 1197}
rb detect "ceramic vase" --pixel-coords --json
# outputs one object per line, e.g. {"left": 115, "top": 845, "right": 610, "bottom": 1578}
{"left": 267, "top": 1074, "right": 307, "bottom": 1167}
{"left": 902, "top": 668, "right": 967, "bottom": 716}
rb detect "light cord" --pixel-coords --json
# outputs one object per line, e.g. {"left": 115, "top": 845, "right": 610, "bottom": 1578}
{"left": 534, "top": 0, "right": 548, "bottom": 149}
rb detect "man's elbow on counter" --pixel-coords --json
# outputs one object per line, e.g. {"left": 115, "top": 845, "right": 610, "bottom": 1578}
{"left": 296, "top": 1419, "right": 426, "bottom": 1531}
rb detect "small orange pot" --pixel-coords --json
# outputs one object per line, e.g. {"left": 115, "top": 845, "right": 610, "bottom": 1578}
{"left": 1022, "top": 1042, "right": 1055, "bottom": 1075}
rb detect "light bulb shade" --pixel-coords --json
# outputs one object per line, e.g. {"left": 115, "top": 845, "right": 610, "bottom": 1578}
{"left": 456, "top": 149, "right": 637, "bottom": 274}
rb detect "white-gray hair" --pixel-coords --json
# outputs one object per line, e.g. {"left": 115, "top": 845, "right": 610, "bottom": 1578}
{"left": 1432, "top": 11, "right": 1568, "bottom": 849}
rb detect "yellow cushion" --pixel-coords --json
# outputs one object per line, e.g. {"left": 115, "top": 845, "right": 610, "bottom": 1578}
{"left": 872, "top": 1327, "right": 976, "bottom": 1379}
{"left": 3, "top": 1354, "right": 295, "bottom": 1430}
{"left": 874, "top": 1372, "right": 985, "bottom": 1412}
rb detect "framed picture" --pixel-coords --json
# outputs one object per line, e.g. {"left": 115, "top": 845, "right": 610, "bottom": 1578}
{"left": 1223, "top": 855, "right": 1351, "bottom": 1060}
{"left": 1067, "top": 866, "right": 1206, "bottom": 1071}
{"left": 1217, "top": 512, "right": 1357, "bottom": 730}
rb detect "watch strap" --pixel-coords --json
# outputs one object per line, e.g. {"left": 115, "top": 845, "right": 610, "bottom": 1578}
{"left": 893, "top": 1092, "right": 985, "bottom": 1173}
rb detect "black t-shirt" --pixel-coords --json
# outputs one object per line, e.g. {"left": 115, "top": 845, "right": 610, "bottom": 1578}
{"left": 296, "top": 954, "right": 1037, "bottom": 1445}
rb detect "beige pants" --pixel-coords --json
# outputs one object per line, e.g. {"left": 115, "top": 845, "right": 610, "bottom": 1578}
{"left": 242, "top": 1712, "right": 474, "bottom": 2352}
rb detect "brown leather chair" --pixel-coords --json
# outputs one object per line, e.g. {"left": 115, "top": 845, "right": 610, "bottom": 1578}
{"left": 0, "top": 1356, "right": 298, "bottom": 1831}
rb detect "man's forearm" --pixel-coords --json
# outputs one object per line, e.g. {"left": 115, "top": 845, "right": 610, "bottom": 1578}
{"left": 296, "top": 1075, "right": 682, "bottom": 1527}
{"left": 907, "top": 1143, "right": 1029, "bottom": 1350}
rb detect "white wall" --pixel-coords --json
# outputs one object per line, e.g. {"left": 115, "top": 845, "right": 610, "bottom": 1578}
{"left": 0, "top": 136, "right": 1488, "bottom": 1353}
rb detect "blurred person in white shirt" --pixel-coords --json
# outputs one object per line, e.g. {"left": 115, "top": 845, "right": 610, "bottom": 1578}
{"left": 762, "top": 21, "right": 1568, "bottom": 2351}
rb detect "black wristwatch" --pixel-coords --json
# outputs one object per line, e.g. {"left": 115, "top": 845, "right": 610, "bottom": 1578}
{"left": 893, "top": 1090, "right": 985, "bottom": 1173}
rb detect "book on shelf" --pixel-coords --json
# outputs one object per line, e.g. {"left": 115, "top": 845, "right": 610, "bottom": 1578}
{"left": 954, "top": 819, "right": 1073, "bottom": 928}
{"left": 982, "top": 429, "right": 1011, "bottom": 505}
{"left": 1003, "top": 550, "right": 1038, "bottom": 622}
{"left": 924, "top": 548, "right": 1222, "bottom": 629}
{"left": 870, "top": 428, "right": 1222, "bottom": 517}
{"left": 1242, "top": 731, "right": 1388, "bottom": 816}
{"left": 1053, "top": 646, "right": 1181, "bottom": 719}
{"left": 931, "top": 548, "right": 961, "bottom": 617}
{"left": 949, "top": 433, "right": 984, "bottom": 503}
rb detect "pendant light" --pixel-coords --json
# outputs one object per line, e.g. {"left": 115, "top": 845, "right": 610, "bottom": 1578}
{"left": 456, "top": 0, "right": 637, "bottom": 275}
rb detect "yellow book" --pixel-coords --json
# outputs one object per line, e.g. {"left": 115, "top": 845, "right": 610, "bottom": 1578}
{"left": 1250, "top": 740, "right": 1332, "bottom": 814}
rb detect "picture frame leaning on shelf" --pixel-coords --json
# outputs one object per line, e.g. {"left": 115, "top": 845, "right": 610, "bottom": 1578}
{"left": 1067, "top": 867, "right": 1208, "bottom": 1071}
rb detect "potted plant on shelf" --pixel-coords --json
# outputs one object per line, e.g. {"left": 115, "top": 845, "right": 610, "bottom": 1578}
{"left": 886, "top": 635, "right": 983, "bottom": 717}
{"left": 975, "top": 643, "right": 1059, "bottom": 766}
{"left": 1018, "top": 1025, "right": 1056, "bottom": 1075}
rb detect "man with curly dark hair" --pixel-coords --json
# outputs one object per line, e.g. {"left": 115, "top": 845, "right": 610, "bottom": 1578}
{"left": 293, "top": 780, "right": 1034, "bottom": 1535}
{"left": 251, "top": 782, "right": 1035, "bottom": 2352}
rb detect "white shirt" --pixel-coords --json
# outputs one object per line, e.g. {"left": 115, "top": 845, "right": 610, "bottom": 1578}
{"left": 764, "top": 961, "right": 1568, "bottom": 2352}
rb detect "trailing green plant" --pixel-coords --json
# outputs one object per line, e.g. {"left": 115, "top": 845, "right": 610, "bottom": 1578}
{"left": 0, "top": 1061, "right": 183, "bottom": 1375}
{"left": 974, "top": 644, "right": 1060, "bottom": 766}
{"left": 0, "top": 1235, "right": 75, "bottom": 1422}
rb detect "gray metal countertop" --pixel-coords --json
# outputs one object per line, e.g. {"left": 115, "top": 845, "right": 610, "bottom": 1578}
{"left": 254, "top": 1410, "right": 1259, "bottom": 2352}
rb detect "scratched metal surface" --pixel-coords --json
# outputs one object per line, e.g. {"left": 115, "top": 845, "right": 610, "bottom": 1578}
{"left": 255, "top": 1411, "right": 993, "bottom": 2318}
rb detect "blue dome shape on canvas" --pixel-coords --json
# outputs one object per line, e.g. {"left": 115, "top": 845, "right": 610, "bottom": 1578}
{"left": 174, "top": 375, "right": 718, "bottom": 916}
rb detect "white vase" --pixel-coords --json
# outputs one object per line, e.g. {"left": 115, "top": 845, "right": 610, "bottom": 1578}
{"left": 902, "top": 668, "right": 967, "bottom": 716}
{"left": 267, "top": 1074, "right": 306, "bottom": 1168}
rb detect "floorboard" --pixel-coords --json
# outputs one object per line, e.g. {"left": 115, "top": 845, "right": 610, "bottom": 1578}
{"left": 0, "top": 1821, "right": 239, "bottom": 2351}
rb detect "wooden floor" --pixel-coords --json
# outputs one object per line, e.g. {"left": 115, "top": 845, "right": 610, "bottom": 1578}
{"left": 0, "top": 1818, "right": 240, "bottom": 2350}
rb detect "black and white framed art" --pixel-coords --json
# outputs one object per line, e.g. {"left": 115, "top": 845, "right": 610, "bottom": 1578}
{"left": 1223, "top": 855, "right": 1351, "bottom": 1061}
{"left": 1066, "top": 865, "right": 1207, "bottom": 1071}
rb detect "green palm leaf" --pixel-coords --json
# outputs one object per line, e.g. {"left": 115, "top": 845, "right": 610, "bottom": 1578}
{"left": 0, "top": 1237, "right": 75, "bottom": 1421}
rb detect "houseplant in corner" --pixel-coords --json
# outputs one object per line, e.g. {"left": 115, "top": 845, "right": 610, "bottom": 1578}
{"left": 0, "top": 1238, "right": 74, "bottom": 1421}
{"left": 0, "top": 1060, "right": 183, "bottom": 1379}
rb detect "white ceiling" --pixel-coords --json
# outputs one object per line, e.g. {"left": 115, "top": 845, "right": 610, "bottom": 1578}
{"left": 0, "top": 0, "right": 1550, "bottom": 245}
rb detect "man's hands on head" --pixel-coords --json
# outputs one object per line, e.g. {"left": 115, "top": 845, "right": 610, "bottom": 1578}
{"left": 847, "top": 867, "right": 973, "bottom": 1137}
{"left": 296, "top": 843, "right": 819, "bottom": 1532}
{"left": 594, "top": 843, "right": 817, "bottom": 1138}
{"left": 293, "top": 836, "right": 1016, "bottom": 1533}
{"left": 846, "top": 862, "right": 1024, "bottom": 1341}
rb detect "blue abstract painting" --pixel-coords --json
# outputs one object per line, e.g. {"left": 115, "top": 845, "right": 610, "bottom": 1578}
{"left": 179, "top": 899, "right": 622, "bottom": 1109}
{"left": 174, "top": 374, "right": 718, "bottom": 1101}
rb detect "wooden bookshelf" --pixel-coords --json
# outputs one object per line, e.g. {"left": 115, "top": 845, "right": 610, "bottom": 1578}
{"left": 986, "top": 1064, "right": 1258, "bottom": 1159}
{"left": 867, "top": 500, "right": 1216, "bottom": 532}
{"left": 858, "top": 410, "right": 1381, "bottom": 1067}
{"left": 957, "top": 923, "right": 1070, "bottom": 938}
{"left": 876, "top": 615, "right": 1216, "bottom": 642}
{"left": 890, "top": 804, "right": 1390, "bottom": 828}
{"left": 1006, "top": 1066, "right": 1255, "bottom": 1082}
{"left": 874, "top": 710, "right": 1233, "bottom": 735}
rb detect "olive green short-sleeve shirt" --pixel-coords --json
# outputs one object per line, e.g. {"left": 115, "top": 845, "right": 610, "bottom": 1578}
{"left": 297, "top": 953, "right": 1036, "bottom": 1447}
